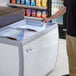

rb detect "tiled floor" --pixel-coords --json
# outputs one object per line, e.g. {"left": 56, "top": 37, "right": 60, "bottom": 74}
{"left": 47, "top": 39, "right": 69, "bottom": 76}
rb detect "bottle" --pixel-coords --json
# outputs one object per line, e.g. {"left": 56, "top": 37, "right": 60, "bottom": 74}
{"left": 37, "top": 10, "right": 42, "bottom": 17}
{"left": 26, "top": 9, "right": 31, "bottom": 16}
{"left": 21, "top": 0, "right": 25, "bottom": 4}
{"left": 26, "top": 0, "right": 31, "bottom": 5}
{"left": 31, "top": 10, "right": 36, "bottom": 17}
{"left": 42, "top": 11, "right": 47, "bottom": 18}
{"left": 11, "top": 0, "right": 16, "bottom": 4}
{"left": 16, "top": 0, "right": 21, "bottom": 4}
{"left": 42, "top": 0, "right": 47, "bottom": 7}
{"left": 36, "top": 0, "right": 42, "bottom": 7}
{"left": 24, "top": 9, "right": 26, "bottom": 16}
{"left": 31, "top": 0, "right": 36, "bottom": 6}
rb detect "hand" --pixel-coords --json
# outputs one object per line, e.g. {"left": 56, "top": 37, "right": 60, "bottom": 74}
{"left": 42, "top": 18, "right": 51, "bottom": 23}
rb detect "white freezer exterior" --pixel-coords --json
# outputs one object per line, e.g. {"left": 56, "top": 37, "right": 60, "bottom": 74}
{"left": 23, "top": 27, "right": 58, "bottom": 76}
{"left": 0, "top": 19, "right": 59, "bottom": 76}
{"left": 0, "top": 43, "right": 19, "bottom": 76}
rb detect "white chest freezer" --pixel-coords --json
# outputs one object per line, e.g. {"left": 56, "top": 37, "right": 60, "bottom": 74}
{"left": 0, "top": 19, "right": 59, "bottom": 76}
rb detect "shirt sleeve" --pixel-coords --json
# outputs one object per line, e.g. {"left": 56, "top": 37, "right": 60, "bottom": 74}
{"left": 64, "top": 0, "right": 66, "bottom": 6}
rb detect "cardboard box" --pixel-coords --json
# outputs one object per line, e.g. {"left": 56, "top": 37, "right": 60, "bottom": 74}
{"left": 0, "top": 7, "right": 24, "bottom": 28}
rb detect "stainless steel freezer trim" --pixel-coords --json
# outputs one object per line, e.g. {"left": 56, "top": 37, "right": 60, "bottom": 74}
{"left": 0, "top": 39, "right": 24, "bottom": 76}
{"left": 18, "top": 43, "right": 24, "bottom": 76}
{"left": 0, "top": 38, "right": 21, "bottom": 46}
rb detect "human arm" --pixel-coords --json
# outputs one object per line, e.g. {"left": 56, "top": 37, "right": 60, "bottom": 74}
{"left": 43, "top": 6, "right": 66, "bottom": 22}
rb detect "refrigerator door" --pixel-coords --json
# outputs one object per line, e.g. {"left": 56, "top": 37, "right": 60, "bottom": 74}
{"left": 52, "top": 0, "right": 64, "bottom": 24}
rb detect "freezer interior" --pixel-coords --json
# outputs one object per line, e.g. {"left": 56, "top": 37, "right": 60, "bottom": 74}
{"left": 0, "top": 19, "right": 55, "bottom": 41}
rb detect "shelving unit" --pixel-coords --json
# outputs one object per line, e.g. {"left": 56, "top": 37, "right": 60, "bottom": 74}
{"left": 8, "top": 3, "right": 48, "bottom": 20}
{"left": 8, "top": 0, "right": 51, "bottom": 21}
{"left": 24, "top": 16, "right": 43, "bottom": 20}
{"left": 8, "top": 3, "right": 47, "bottom": 10}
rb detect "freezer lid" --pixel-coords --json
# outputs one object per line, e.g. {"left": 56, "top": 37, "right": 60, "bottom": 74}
{"left": 0, "top": 26, "right": 47, "bottom": 41}
{"left": 0, "top": 27, "right": 37, "bottom": 41}
{"left": 8, "top": 19, "right": 55, "bottom": 31}
{"left": 0, "top": 19, "right": 56, "bottom": 41}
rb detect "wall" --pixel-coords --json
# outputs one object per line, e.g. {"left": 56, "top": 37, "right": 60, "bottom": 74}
{"left": 0, "top": 0, "right": 9, "bottom": 6}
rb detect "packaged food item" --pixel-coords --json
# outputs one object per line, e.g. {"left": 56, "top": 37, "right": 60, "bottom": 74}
{"left": 42, "top": 0, "right": 47, "bottom": 7}
{"left": 31, "top": 0, "right": 36, "bottom": 6}
{"left": 26, "top": 0, "right": 31, "bottom": 5}
{"left": 37, "top": 10, "right": 42, "bottom": 17}
{"left": 42, "top": 11, "right": 47, "bottom": 18}
{"left": 36, "top": 0, "right": 42, "bottom": 7}
{"left": 26, "top": 9, "right": 31, "bottom": 16}
{"left": 24, "top": 9, "right": 26, "bottom": 16}
{"left": 16, "top": 0, "right": 21, "bottom": 4}
{"left": 31, "top": 10, "right": 36, "bottom": 17}
{"left": 11, "top": 0, "right": 16, "bottom": 4}
{"left": 21, "top": 0, "right": 25, "bottom": 4}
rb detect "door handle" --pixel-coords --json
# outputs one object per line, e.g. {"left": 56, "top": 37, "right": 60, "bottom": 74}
{"left": 26, "top": 47, "right": 32, "bottom": 52}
